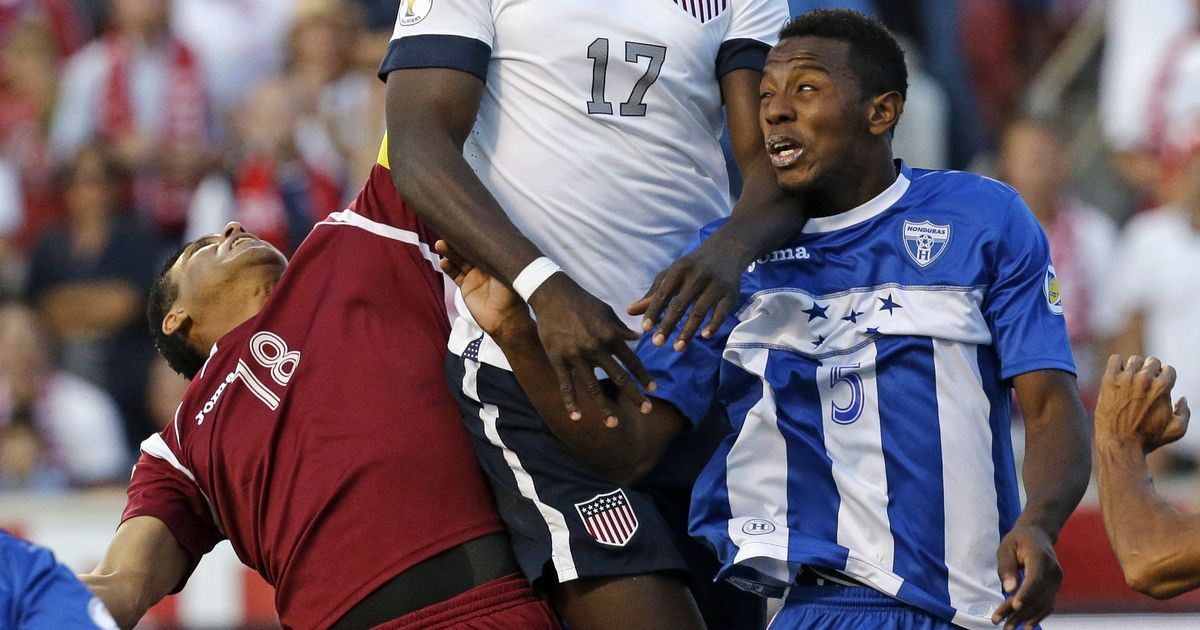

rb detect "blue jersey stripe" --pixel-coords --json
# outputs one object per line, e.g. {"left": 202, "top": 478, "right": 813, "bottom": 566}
{"left": 979, "top": 346, "right": 1021, "bottom": 538}
{"left": 876, "top": 337, "right": 951, "bottom": 606}
{"left": 772, "top": 350, "right": 840, "bottom": 547}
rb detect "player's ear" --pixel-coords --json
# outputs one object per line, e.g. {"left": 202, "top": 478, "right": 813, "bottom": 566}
{"left": 867, "top": 91, "right": 904, "bottom": 137}
{"left": 162, "top": 308, "right": 192, "bottom": 337}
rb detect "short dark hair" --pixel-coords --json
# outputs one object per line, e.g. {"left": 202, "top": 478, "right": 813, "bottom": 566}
{"left": 147, "top": 243, "right": 205, "bottom": 380}
{"left": 779, "top": 9, "right": 908, "bottom": 102}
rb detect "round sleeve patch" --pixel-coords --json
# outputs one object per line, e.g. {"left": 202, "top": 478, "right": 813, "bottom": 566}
{"left": 399, "top": 0, "right": 434, "bottom": 26}
{"left": 1044, "top": 265, "right": 1064, "bottom": 315}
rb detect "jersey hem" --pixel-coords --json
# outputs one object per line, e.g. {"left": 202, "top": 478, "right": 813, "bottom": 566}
{"left": 998, "top": 358, "right": 1077, "bottom": 382}
{"left": 716, "top": 38, "right": 771, "bottom": 77}
{"left": 305, "top": 516, "right": 504, "bottom": 630}
{"left": 378, "top": 35, "right": 491, "bottom": 82}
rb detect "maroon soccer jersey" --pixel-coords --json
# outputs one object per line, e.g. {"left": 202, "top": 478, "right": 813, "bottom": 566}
{"left": 123, "top": 164, "right": 504, "bottom": 629}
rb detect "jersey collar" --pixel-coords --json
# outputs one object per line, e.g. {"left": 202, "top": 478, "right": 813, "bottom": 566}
{"left": 801, "top": 160, "right": 911, "bottom": 234}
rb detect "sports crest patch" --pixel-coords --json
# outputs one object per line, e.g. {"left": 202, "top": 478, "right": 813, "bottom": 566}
{"left": 575, "top": 489, "right": 639, "bottom": 547}
{"left": 902, "top": 220, "right": 951, "bottom": 268}
{"left": 1044, "top": 265, "right": 1063, "bottom": 315}
{"left": 398, "top": 0, "right": 433, "bottom": 26}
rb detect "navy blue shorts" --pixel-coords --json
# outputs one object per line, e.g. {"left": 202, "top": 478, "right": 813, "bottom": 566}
{"left": 771, "top": 584, "right": 961, "bottom": 630}
{"left": 444, "top": 351, "right": 763, "bottom": 627}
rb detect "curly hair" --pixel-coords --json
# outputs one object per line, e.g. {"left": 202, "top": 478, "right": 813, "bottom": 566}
{"left": 780, "top": 9, "right": 908, "bottom": 102}
{"left": 147, "top": 243, "right": 206, "bottom": 380}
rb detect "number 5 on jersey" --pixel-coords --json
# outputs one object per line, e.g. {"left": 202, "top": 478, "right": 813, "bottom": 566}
{"left": 586, "top": 38, "right": 667, "bottom": 116}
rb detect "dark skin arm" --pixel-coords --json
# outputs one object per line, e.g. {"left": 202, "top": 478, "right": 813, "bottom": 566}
{"left": 1095, "top": 354, "right": 1199, "bottom": 599}
{"left": 992, "top": 369, "right": 1091, "bottom": 629}
{"left": 385, "top": 69, "right": 653, "bottom": 426}
{"left": 631, "top": 68, "right": 799, "bottom": 350}
{"left": 437, "top": 241, "right": 685, "bottom": 487}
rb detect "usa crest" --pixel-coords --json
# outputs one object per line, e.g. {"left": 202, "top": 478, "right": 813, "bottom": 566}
{"left": 902, "top": 220, "right": 951, "bottom": 268}
{"left": 575, "top": 489, "right": 639, "bottom": 547}
{"left": 669, "top": 0, "right": 728, "bottom": 24}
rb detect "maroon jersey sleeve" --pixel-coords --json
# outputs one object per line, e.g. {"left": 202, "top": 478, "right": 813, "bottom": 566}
{"left": 122, "top": 437, "right": 224, "bottom": 592}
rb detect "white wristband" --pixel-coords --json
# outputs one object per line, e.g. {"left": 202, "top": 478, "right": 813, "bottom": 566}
{"left": 513, "top": 257, "right": 562, "bottom": 302}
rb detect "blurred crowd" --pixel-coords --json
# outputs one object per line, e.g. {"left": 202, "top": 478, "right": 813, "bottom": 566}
{"left": 1, "top": 0, "right": 1199, "bottom": 491}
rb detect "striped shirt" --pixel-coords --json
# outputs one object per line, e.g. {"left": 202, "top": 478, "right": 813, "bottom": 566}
{"left": 640, "top": 161, "right": 1075, "bottom": 629}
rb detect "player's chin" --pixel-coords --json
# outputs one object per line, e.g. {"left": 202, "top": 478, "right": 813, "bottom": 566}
{"left": 774, "top": 167, "right": 818, "bottom": 194}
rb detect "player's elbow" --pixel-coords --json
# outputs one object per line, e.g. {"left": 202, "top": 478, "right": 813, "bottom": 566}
{"left": 1123, "top": 555, "right": 1194, "bottom": 599}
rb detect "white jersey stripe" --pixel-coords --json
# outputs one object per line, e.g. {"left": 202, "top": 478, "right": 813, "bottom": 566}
{"left": 460, "top": 361, "right": 579, "bottom": 581}
{"left": 724, "top": 347, "right": 794, "bottom": 585}
{"left": 140, "top": 433, "right": 224, "bottom": 535}
{"left": 817, "top": 343, "right": 896, "bottom": 573}
{"left": 934, "top": 340, "right": 1004, "bottom": 625}
{"left": 316, "top": 209, "right": 441, "bottom": 272}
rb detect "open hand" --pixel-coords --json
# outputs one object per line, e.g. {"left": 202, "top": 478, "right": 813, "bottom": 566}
{"left": 628, "top": 236, "right": 745, "bottom": 351}
{"left": 435, "top": 240, "right": 526, "bottom": 338}
{"left": 528, "top": 274, "right": 655, "bottom": 427}
{"left": 992, "top": 525, "right": 1062, "bottom": 629}
{"left": 1095, "top": 355, "right": 1190, "bottom": 453}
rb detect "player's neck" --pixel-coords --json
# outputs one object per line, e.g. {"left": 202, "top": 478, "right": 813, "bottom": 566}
{"left": 192, "top": 277, "right": 278, "bottom": 354}
{"left": 805, "top": 152, "right": 897, "bottom": 218}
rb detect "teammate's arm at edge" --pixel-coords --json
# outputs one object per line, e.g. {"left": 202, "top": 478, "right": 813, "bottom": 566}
{"left": 79, "top": 516, "right": 190, "bottom": 630}
{"left": 1095, "top": 354, "right": 1200, "bottom": 600}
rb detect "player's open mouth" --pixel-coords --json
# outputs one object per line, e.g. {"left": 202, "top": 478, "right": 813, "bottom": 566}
{"left": 766, "top": 135, "right": 804, "bottom": 169}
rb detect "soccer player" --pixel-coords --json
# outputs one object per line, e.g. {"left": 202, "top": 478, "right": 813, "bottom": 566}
{"left": 380, "top": 1, "right": 797, "bottom": 626}
{"left": 437, "top": 10, "right": 1092, "bottom": 630}
{"left": 77, "top": 156, "right": 560, "bottom": 630}
{"left": 1095, "top": 355, "right": 1198, "bottom": 600}
{"left": 1, "top": 530, "right": 118, "bottom": 629}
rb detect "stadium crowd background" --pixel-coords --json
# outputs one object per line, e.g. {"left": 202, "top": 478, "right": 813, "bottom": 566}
{"left": 1, "top": 0, "right": 1200, "bottom": 626}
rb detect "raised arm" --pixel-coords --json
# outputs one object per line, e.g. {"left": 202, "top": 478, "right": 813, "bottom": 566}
{"left": 385, "top": 69, "right": 654, "bottom": 424}
{"left": 1095, "top": 354, "right": 1200, "bottom": 599}
{"left": 79, "top": 516, "right": 190, "bottom": 630}
{"left": 436, "top": 241, "right": 685, "bottom": 486}
{"left": 992, "top": 369, "right": 1091, "bottom": 630}
{"left": 632, "top": 68, "right": 799, "bottom": 349}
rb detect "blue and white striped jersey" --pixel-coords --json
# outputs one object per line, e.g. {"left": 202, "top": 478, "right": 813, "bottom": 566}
{"left": 639, "top": 161, "right": 1075, "bottom": 630}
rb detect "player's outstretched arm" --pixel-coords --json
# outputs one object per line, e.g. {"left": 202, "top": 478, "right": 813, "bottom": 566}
{"left": 79, "top": 516, "right": 190, "bottom": 629}
{"left": 385, "top": 71, "right": 655, "bottom": 425}
{"left": 992, "top": 369, "right": 1091, "bottom": 630}
{"left": 437, "top": 241, "right": 685, "bottom": 487}
{"left": 632, "top": 68, "right": 800, "bottom": 350}
{"left": 1095, "top": 355, "right": 1200, "bottom": 599}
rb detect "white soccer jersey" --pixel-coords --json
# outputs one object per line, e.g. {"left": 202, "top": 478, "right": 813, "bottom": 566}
{"left": 381, "top": 0, "right": 789, "bottom": 369}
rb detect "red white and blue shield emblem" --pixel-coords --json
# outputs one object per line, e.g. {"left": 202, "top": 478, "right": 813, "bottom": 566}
{"left": 575, "top": 489, "right": 639, "bottom": 547}
{"left": 902, "top": 220, "right": 951, "bottom": 268}
{"left": 670, "top": 0, "right": 728, "bottom": 23}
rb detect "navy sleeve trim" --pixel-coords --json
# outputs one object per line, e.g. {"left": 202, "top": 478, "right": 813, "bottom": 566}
{"left": 716, "top": 38, "right": 771, "bottom": 77}
{"left": 1000, "top": 358, "right": 1078, "bottom": 382}
{"left": 377, "top": 35, "right": 491, "bottom": 82}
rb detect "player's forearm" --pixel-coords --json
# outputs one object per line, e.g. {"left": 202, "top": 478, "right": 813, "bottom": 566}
{"left": 82, "top": 517, "right": 190, "bottom": 629}
{"left": 1016, "top": 394, "right": 1091, "bottom": 541}
{"left": 493, "top": 321, "right": 675, "bottom": 485}
{"left": 79, "top": 572, "right": 154, "bottom": 630}
{"left": 714, "top": 160, "right": 802, "bottom": 266}
{"left": 385, "top": 76, "right": 544, "bottom": 285}
{"left": 1096, "top": 439, "right": 1200, "bottom": 598}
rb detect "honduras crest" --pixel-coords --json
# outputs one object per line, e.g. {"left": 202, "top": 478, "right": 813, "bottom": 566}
{"left": 902, "top": 220, "right": 951, "bottom": 268}
{"left": 575, "top": 489, "right": 639, "bottom": 547}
